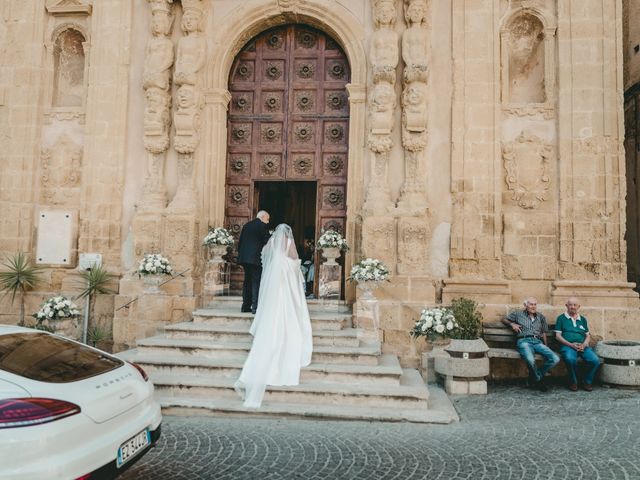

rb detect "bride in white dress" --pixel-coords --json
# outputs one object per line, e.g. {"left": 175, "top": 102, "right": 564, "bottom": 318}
{"left": 234, "top": 223, "right": 313, "bottom": 408}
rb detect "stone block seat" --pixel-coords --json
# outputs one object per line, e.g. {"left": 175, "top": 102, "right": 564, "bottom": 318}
{"left": 117, "top": 296, "right": 458, "bottom": 424}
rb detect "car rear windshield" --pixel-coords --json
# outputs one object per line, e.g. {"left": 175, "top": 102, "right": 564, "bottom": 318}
{"left": 0, "top": 332, "right": 123, "bottom": 383}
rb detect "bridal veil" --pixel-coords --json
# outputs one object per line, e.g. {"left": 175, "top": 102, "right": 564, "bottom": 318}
{"left": 234, "top": 224, "right": 313, "bottom": 408}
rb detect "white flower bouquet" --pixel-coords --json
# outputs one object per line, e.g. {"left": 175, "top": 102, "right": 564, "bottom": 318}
{"left": 202, "top": 227, "right": 234, "bottom": 247}
{"left": 410, "top": 307, "right": 459, "bottom": 340}
{"left": 348, "top": 258, "right": 390, "bottom": 283}
{"left": 137, "top": 253, "right": 173, "bottom": 276}
{"left": 316, "top": 229, "right": 349, "bottom": 251}
{"left": 34, "top": 296, "right": 81, "bottom": 322}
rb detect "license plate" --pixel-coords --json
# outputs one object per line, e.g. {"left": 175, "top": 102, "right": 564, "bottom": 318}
{"left": 117, "top": 428, "right": 150, "bottom": 468}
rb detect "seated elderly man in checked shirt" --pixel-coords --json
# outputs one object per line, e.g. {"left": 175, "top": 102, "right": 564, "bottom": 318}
{"left": 502, "top": 297, "right": 559, "bottom": 391}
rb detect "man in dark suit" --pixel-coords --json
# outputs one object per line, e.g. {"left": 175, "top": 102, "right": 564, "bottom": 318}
{"left": 237, "top": 210, "right": 270, "bottom": 314}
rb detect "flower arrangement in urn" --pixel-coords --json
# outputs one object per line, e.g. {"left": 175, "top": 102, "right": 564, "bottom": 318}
{"left": 34, "top": 296, "right": 81, "bottom": 322}
{"left": 410, "top": 307, "right": 459, "bottom": 342}
{"left": 316, "top": 229, "right": 349, "bottom": 251}
{"left": 348, "top": 258, "right": 390, "bottom": 300}
{"left": 33, "top": 295, "right": 81, "bottom": 334}
{"left": 137, "top": 253, "right": 173, "bottom": 276}
{"left": 348, "top": 258, "right": 390, "bottom": 283}
{"left": 202, "top": 227, "right": 234, "bottom": 247}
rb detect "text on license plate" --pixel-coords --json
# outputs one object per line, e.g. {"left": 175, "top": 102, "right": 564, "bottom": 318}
{"left": 117, "top": 428, "right": 150, "bottom": 468}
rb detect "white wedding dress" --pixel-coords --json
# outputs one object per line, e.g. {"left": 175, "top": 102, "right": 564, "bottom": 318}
{"left": 234, "top": 224, "right": 313, "bottom": 408}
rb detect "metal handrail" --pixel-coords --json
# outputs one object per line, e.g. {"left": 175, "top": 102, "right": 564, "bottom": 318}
{"left": 115, "top": 268, "right": 191, "bottom": 311}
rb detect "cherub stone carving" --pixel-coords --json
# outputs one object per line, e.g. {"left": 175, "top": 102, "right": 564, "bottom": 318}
{"left": 402, "top": 0, "right": 429, "bottom": 82}
{"left": 174, "top": 6, "right": 206, "bottom": 86}
{"left": 144, "top": 88, "right": 171, "bottom": 151}
{"left": 174, "top": 84, "right": 201, "bottom": 136}
{"left": 143, "top": 1, "right": 174, "bottom": 91}
{"left": 369, "top": 82, "right": 396, "bottom": 135}
{"left": 402, "top": 81, "right": 427, "bottom": 134}
{"left": 370, "top": 0, "right": 399, "bottom": 83}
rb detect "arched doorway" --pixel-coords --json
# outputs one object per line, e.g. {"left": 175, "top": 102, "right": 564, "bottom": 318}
{"left": 224, "top": 24, "right": 350, "bottom": 295}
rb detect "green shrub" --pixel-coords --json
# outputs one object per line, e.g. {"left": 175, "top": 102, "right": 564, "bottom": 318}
{"left": 450, "top": 297, "right": 483, "bottom": 340}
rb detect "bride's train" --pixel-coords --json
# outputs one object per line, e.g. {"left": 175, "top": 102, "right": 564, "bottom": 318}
{"left": 234, "top": 224, "right": 313, "bottom": 408}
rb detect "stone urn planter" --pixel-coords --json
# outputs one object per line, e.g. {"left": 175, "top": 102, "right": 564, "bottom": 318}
{"left": 595, "top": 340, "right": 640, "bottom": 388}
{"left": 434, "top": 338, "right": 490, "bottom": 394}
{"left": 207, "top": 244, "right": 229, "bottom": 264}
{"left": 320, "top": 247, "right": 341, "bottom": 265}
{"left": 142, "top": 274, "right": 164, "bottom": 294}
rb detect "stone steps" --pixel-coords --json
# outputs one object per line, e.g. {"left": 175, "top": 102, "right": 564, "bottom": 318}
{"left": 118, "top": 351, "right": 404, "bottom": 386}
{"left": 206, "top": 296, "right": 351, "bottom": 314}
{"left": 192, "top": 308, "right": 352, "bottom": 331}
{"left": 149, "top": 369, "right": 428, "bottom": 409}
{"left": 163, "top": 322, "right": 362, "bottom": 347}
{"left": 156, "top": 384, "right": 458, "bottom": 424}
{"left": 135, "top": 335, "right": 381, "bottom": 365}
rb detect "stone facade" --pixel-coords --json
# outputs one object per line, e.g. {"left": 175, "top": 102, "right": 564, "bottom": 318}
{"left": 1, "top": 0, "right": 640, "bottom": 367}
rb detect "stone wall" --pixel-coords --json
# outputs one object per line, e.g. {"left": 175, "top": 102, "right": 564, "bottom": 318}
{"left": 0, "top": 0, "right": 638, "bottom": 366}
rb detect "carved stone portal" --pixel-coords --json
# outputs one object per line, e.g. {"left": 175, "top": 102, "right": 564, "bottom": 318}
{"left": 502, "top": 132, "right": 553, "bottom": 209}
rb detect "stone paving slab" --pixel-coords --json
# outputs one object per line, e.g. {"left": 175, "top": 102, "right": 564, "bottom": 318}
{"left": 120, "top": 385, "right": 640, "bottom": 479}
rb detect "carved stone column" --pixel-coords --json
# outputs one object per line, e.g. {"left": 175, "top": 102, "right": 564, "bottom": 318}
{"left": 396, "top": 0, "right": 428, "bottom": 215}
{"left": 164, "top": 0, "right": 206, "bottom": 277}
{"left": 167, "top": 0, "right": 206, "bottom": 214}
{"left": 133, "top": 0, "right": 175, "bottom": 260}
{"left": 138, "top": 0, "right": 175, "bottom": 212}
{"left": 363, "top": 0, "right": 398, "bottom": 215}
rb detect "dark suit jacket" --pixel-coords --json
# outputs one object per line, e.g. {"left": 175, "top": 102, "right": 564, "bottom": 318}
{"left": 237, "top": 218, "right": 270, "bottom": 266}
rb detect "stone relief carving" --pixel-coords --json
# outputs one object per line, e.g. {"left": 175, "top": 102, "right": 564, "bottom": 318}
{"left": 398, "top": 0, "right": 429, "bottom": 215}
{"left": 397, "top": 217, "right": 430, "bottom": 275}
{"left": 362, "top": 217, "right": 396, "bottom": 269}
{"left": 365, "top": 0, "right": 399, "bottom": 214}
{"left": 370, "top": 0, "right": 399, "bottom": 84}
{"left": 506, "top": 14, "right": 545, "bottom": 105}
{"left": 173, "top": 2, "right": 206, "bottom": 87}
{"left": 143, "top": 0, "right": 174, "bottom": 92}
{"left": 169, "top": 0, "right": 206, "bottom": 214}
{"left": 139, "top": 0, "right": 175, "bottom": 213}
{"left": 502, "top": 131, "right": 553, "bottom": 209}
{"left": 53, "top": 28, "right": 86, "bottom": 107}
{"left": 173, "top": 84, "right": 202, "bottom": 151}
{"left": 40, "top": 134, "right": 83, "bottom": 205}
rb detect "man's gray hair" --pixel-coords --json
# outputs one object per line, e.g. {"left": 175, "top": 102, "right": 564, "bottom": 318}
{"left": 522, "top": 297, "right": 537, "bottom": 306}
{"left": 256, "top": 210, "right": 269, "bottom": 220}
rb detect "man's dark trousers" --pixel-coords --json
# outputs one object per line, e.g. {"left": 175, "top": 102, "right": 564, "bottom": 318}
{"left": 241, "top": 264, "right": 262, "bottom": 313}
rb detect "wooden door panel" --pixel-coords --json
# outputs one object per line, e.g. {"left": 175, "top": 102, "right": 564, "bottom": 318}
{"left": 225, "top": 25, "right": 350, "bottom": 295}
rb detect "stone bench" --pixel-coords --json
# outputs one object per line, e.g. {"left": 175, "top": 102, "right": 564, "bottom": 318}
{"left": 483, "top": 322, "right": 597, "bottom": 381}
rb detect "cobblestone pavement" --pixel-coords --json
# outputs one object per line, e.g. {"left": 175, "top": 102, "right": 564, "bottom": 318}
{"left": 121, "top": 385, "right": 640, "bottom": 479}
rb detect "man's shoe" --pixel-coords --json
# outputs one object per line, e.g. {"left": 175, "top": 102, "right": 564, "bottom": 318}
{"left": 568, "top": 383, "right": 578, "bottom": 392}
{"left": 241, "top": 307, "right": 252, "bottom": 313}
{"left": 583, "top": 383, "right": 593, "bottom": 392}
{"left": 536, "top": 379, "right": 548, "bottom": 392}
{"left": 251, "top": 308, "right": 257, "bottom": 315}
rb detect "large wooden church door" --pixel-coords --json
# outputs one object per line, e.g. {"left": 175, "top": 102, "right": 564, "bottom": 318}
{"left": 224, "top": 25, "right": 350, "bottom": 293}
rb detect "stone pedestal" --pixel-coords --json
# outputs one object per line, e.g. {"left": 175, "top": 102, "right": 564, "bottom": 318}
{"left": 319, "top": 263, "right": 341, "bottom": 299}
{"left": 433, "top": 339, "right": 490, "bottom": 395}
{"left": 595, "top": 340, "right": 640, "bottom": 387}
{"left": 203, "top": 260, "right": 230, "bottom": 300}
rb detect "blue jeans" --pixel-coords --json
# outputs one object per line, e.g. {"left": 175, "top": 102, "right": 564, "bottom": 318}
{"left": 516, "top": 338, "right": 560, "bottom": 382}
{"left": 559, "top": 345, "right": 600, "bottom": 386}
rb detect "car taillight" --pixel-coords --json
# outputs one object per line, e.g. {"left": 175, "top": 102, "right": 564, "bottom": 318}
{"left": 0, "top": 398, "right": 81, "bottom": 429}
{"left": 129, "top": 361, "right": 149, "bottom": 381}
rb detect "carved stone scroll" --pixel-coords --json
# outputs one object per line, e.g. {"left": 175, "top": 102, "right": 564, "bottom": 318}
{"left": 364, "top": 0, "right": 398, "bottom": 214}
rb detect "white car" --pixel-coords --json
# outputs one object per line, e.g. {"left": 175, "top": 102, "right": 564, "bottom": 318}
{"left": 0, "top": 325, "right": 162, "bottom": 480}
